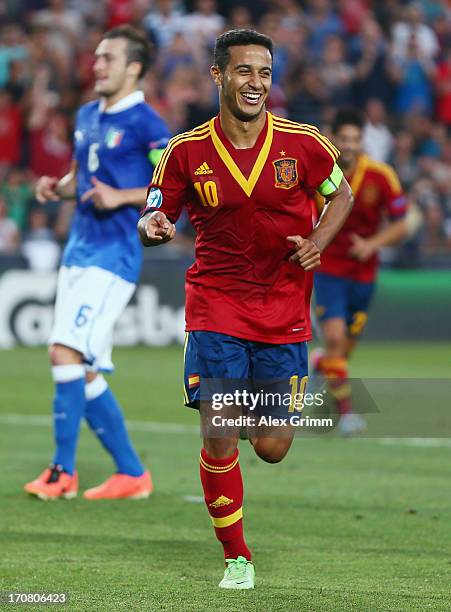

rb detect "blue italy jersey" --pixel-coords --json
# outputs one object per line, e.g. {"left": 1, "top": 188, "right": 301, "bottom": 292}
{"left": 63, "top": 91, "right": 170, "bottom": 283}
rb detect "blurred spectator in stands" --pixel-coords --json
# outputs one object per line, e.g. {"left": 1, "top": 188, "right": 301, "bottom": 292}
{"left": 259, "top": 12, "right": 306, "bottom": 86}
{"left": 271, "top": 0, "right": 303, "bottom": 30}
{"left": 6, "top": 56, "right": 31, "bottom": 102}
{"left": 27, "top": 65, "right": 72, "bottom": 178}
{"left": 22, "top": 207, "right": 60, "bottom": 271}
{"left": 363, "top": 99, "right": 394, "bottom": 162}
{"left": 417, "top": 0, "right": 445, "bottom": 24}
{"left": 0, "top": 195, "right": 20, "bottom": 254}
{"left": 392, "top": 2, "right": 439, "bottom": 61}
{"left": 144, "top": 0, "right": 185, "bottom": 50}
{"left": 158, "top": 31, "right": 196, "bottom": 79}
{"left": 163, "top": 65, "right": 200, "bottom": 133}
{"left": 389, "top": 32, "right": 436, "bottom": 115}
{"left": 411, "top": 177, "right": 444, "bottom": 251}
{"left": 410, "top": 114, "right": 442, "bottom": 158}
{"left": 29, "top": 111, "right": 72, "bottom": 179}
{"left": 184, "top": 73, "right": 218, "bottom": 129}
{"left": 287, "top": 64, "right": 329, "bottom": 126}
{"left": 106, "top": 0, "right": 136, "bottom": 29}
{"left": 226, "top": 5, "right": 252, "bottom": 30}
{"left": 435, "top": 49, "right": 451, "bottom": 127}
{"left": 304, "top": 0, "right": 344, "bottom": 61}
{"left": 337, "top": 0, "right": 369, "bottom": 37}
{"left": 0, "top": 89, "right": 22, "bottom": 168}
{"left": 390, "top": 130, "right": 418, "bottom": 189}
{"left": 319, "top": 35, "right": 354, "bottom": 107}
{"left": 184, "top": 0, "right": 225, "bottom": 56}
{"left": 351, "top": 17, "right": 392, "bottom": 108}
{"left": 31, "top": 0, "right": 84, "bottom": 84}
{"left": 0, "top": 167, "right": 33, "bottom": 232}
{"left": 0, "top": 24, "right": 28, "bottom": 89}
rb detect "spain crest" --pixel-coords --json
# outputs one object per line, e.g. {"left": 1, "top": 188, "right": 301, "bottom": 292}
{"left": 273, "top": 158, "right": 298, "bottom": 189}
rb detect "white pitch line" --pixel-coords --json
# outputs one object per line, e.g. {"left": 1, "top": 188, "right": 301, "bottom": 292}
{"left": 377, "top": 437, "right": 451, "bottom": 449}
{"left": 0, "top": 413, "right": 199, "bottom": 435}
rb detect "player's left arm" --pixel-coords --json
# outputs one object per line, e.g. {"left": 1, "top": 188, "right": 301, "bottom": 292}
{"left": 349, "top": 169, "right": 409, "bottom": 262}
{"left": 349, "top": 218, "right": 408, "bottom": 262}
{"left": 288, "top": 164, "right": 354, "bottom": 271}
{"left": 81, "top": 178, "right": 149, "bottom": 210}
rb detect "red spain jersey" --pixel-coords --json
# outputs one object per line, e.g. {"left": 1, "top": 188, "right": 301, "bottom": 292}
{"left": 146, "top": 112, "right": 339, "bottom": 344}
{"left": 319, "top": 154, "right": 407, "bottom": 283}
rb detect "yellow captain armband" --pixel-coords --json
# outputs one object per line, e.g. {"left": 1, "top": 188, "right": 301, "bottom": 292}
{"left": 318, "top": 163, "right": 344, "bottom": 197}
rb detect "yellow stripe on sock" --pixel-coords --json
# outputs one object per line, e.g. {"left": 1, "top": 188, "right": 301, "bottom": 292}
{"left": 330, "top": 384, "right": 352, "bottom": 400}
{"left": 200, "top": 455, "right": 239, "bottom": 474}
{"left": 211, "top": 507, "right": 243, "bottom": 528}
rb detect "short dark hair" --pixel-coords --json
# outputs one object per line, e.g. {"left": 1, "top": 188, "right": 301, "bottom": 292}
{"left": 332, "top": 108, "right": 365, "bottom": 134}
{"left": 103, "top": 25, "right": 152, "bottom": 79}
{"left": 214, "top": 29, "right": 273, "bottom": 73}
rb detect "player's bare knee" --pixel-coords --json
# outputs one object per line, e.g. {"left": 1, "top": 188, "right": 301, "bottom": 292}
{"left": 252, "top": 439, "right": 290, "bottom": 464}
{"left": 49, "top": 344, "right": 83, "bottom": 366}
{"left": 85, "top": 370, "right": 98, "bottom": 384}
{"left": 324, "top": 330, "right": 347, "bottom": 356}
{"left": 203, "top": 437, "right": 238, "bottom": 459}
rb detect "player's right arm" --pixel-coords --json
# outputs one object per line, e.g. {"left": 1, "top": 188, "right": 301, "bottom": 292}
{"left": 138, "top": 138, "right": 189, "bottom": 248}
{"left": 138, "top": 210, "right": 176, "bottom": 246}
{"left": 35, "top": 160, "right": 78, "bottom": 203}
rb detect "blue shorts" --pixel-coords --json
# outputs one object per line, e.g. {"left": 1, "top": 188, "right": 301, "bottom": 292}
{"left": 314, "top": 272, "right": 375, "bottom": 338}
{"left": 183, "top": 331, "right": 308, "bottom": 417}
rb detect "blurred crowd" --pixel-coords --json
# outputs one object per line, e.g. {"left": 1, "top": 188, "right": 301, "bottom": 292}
{"left": 0, "top": 0, "right": 451, "bottom": 269}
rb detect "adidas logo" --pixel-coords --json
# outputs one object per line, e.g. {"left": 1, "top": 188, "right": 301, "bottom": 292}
{"left": 194, "top": 162, "right": 213, "bottom": 175}
{"left": 209, "top": 495, "right": 234, "bottom": 508}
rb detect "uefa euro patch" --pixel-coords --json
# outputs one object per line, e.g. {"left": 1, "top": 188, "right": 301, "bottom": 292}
{"left": 146, "top": 188, "right": 163, "bottom": 209}
{"left": 105, "top": 128, "right": 124, "bottom": 149}
{"left": 273, "top": 158, "right": 298, "bottom": 189}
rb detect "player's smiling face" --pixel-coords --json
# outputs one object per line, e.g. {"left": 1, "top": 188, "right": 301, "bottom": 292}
{"left": 214, "top": 45, "right": 272, "bottom": 122}
{"left": 93, "top": 38, "right": 130, "bottom": 98}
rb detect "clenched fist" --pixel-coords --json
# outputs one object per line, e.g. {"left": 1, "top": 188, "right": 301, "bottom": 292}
{"left": 138, "top": 210, "right": 176, "bottom": 247}
{"left": 287, "top": 235, "right": 321, "bottom": 271}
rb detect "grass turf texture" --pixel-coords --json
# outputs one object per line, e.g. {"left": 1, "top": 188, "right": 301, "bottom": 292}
{"left": 1, "top": 344, "right": 450, "bottom": 611}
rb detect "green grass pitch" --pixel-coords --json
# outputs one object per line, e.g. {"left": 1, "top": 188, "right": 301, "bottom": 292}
{"left": 1, "top": 344, "right": 450, "bottom": 611}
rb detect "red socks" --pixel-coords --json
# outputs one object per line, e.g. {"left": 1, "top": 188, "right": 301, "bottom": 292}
{"left": 318, "top": 356, "right": 352, "bottom": 415}
{"left": 199, "top": 447, "right": 251, "bottom": 561}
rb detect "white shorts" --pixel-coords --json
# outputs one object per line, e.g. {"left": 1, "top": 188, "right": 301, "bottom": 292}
{"left": 49, "top": 266, "right": 135, "bottom": 372}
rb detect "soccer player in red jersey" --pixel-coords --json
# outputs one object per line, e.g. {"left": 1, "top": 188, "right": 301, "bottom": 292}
{"left": 312, "top": 109, "right": 408, "bottom": 435}
{"left": 138, "top": 29, "right": 353, "bottom": 588}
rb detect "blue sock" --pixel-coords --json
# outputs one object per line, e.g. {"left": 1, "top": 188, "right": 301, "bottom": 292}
{"left": 85, "top": 376, "right": 144, "bottom": 477}
{"left": 52, "top": 365, "right": 86, "bottom": 475}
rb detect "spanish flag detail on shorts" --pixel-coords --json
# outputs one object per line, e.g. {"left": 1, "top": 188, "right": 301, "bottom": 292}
{"left": 188, "top": 374, "right": 200, "bottom": 388}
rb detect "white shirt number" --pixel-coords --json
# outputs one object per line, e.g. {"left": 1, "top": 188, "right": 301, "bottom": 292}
{"left": 88, "top": 143, "right": 100, "bottom": 172}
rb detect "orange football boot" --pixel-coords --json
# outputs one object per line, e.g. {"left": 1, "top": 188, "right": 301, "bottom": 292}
{"left": 83, "top": 471, "right": 153, "bottom": 500}
{"left": 24, "top": 464, "right": 78, "bottom": 500}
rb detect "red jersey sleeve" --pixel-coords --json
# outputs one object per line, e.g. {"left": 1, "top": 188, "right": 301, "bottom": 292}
{"left": 379, "top": 164, "right": 408, "bottom": 220}
{"left": 298, "top": 129, "right": 340, "bottom": 192}
{"left": 142, "top": 139, "right": 189, "bottom": 223}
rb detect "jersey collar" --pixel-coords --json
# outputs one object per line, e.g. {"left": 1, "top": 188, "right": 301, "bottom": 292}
{"left": 99, "top": 90, "right": 145, "bottom": 114}
{"left": 209, "top": 111, "right": 274, "bottom": 198}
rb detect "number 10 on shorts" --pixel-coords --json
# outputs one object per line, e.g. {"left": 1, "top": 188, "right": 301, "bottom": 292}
{"left": 289, "top": 375, "right": 308, "bottom": 413}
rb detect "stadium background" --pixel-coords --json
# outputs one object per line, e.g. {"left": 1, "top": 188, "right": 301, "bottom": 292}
{"left": 0, "top": 1, "right": 450, "bottom": 610}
